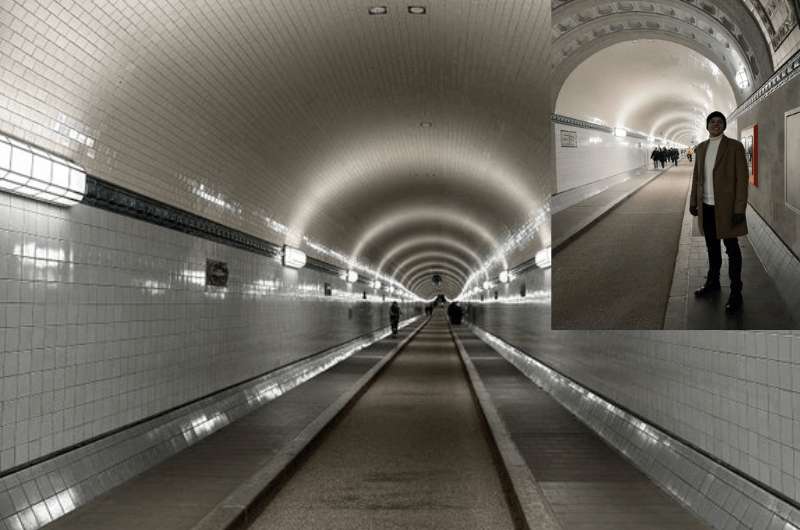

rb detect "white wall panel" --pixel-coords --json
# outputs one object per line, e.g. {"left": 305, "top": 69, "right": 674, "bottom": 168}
{"left": 554, "top": 124, "right": 649, "bottom": 193}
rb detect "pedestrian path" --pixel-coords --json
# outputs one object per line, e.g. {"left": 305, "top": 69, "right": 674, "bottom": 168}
{"left": 553, "top": 164, "right": 691, "bottom": 329}
{"left": 42, "top": 323, "right": 422, "bottom": 530}
{"left": 553, "top": 161, "right": 795, "bottom": 329}
{"left": 664, "top": 184, "right": 796, "bottom": 329}
{"left": 552, "top": 166, "right": 667, "bottom": 250}
{"left": 452, "top": 326, "right": 711, "bottom": 530}
{"left": 246, "top": 315, "right": 516, "bottom": 529}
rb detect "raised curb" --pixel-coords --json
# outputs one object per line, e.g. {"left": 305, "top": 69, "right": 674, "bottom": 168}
{"left": 191, "top": 316, "right": 430, "bottom": 530}
{"left": 449, "top": 326, "right": 563, "bottom": 530}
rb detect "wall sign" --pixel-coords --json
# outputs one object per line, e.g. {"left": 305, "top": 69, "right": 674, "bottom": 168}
{"left": 205, "top": 260, "right": 229, "bottom": 287}
{"left": 560, "top": 129, "right": 578, "bottom": 148}
{"left": 740, "top": 124, "right": 758, "bottom": 187}
{"left": 786, "top": 106, "right": 800, "bottom": 214}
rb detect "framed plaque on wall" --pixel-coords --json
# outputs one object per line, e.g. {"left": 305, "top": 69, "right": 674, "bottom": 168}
{"left": 740, "top": 124, "right": 758, "bottom": 187}
{"left": 560, "top": 129, "right": 578, "bottom": 148}
{"left": 787, "top": 107, "right": 800, "bottom": 214}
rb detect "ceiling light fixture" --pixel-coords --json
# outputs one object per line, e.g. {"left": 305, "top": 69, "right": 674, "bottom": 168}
{"left": 0, "top": 133, "right": 86, "bottom": 206}
{"left": 408, "top": 6, "right": 426, "bottom": 14}
{"left": 420, "top": 121, "right": 433, "bottom": 128}
{"left": 368, "top": 6, "right": 388, "bottom": 15}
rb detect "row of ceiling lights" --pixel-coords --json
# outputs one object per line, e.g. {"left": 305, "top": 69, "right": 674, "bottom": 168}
{"left": 369, "top": 6, "right": 427, "bottom": 15}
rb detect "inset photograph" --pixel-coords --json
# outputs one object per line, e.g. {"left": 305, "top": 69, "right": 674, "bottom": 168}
{"left": 551, "top": 40, "right": 800, "bottom": 330}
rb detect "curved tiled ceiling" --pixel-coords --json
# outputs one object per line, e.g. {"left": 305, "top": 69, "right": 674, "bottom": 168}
{"left": 551, "top": 0, "right": 778, "bottom": 106}
{"left": 0, "top": 1, "right": 552, "bottom": 300}
{"left": 556, "top": 39, "right": 737, "bottom": 145}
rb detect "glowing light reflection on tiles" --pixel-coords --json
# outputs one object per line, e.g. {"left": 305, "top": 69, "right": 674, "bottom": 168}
{"left": 135, "top": 279, "right": 170, "bottom": 295}
{"left": 457, "top": 206, "right": 548, "bottom": 299}
{"left": 181, "top": 269, "right": 206, "bottom": 286}
{"left": 262, "top": 216, "right": 420, "bottom": 301}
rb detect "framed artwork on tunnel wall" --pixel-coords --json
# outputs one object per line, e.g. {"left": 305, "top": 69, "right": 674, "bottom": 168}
{"left": 740, "top": 124, "right": 758, "bottom": 187}
{"left": 786, "top": 106, "right": 800, "bottom": 214}
{"left": 560, "top": 129, "right": 578, "bottom": 148}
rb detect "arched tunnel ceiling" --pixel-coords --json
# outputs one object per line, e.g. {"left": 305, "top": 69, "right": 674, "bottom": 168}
{"left": 551, "top": 0, "right": 780, "bottom": 106}
{"left": 556, "top": 39, "right": 737, "bottom": 145}
{"left": 0, "top": 1, "right": 552, "bottom": 300}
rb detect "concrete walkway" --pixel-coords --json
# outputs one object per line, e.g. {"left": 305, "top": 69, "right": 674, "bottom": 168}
{"left": 552, "top": 160, "right": 795, "bottom": 329}
{"left": 248, "top": 315, "right": 516, "bottom": 529}
{"left": 553, "top": 164, "right": 691, "bottom": 329}
{"left": 452, "top": 326, "right": 711, "bottom": 530}
{"left": 43, "top": 324, "right": 420, "bottom": 530}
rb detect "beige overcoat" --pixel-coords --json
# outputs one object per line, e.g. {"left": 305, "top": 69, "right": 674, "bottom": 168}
{"left": 689, "top": 135, "right": 749, "bottom": 239}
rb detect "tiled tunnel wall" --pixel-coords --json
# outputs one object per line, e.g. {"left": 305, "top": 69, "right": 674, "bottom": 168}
{"left": 554, "top": 122, "right": 650, "bottom": 193}
{"left": 0, "top": 193, "right": 418, "bottom": 474}
{"left": 736, "top": 73, "right": 800, "bottom": 259}
{"left": 467, "top": 267, "right": 800, "bottom": 504}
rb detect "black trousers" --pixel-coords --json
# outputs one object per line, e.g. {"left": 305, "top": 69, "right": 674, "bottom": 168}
{"left": 702, "top": 203, "right": 742, "bottom": 292}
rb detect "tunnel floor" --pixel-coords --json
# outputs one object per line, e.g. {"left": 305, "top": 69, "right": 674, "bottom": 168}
{"left": 37, "top": 314, "right": 722, "bottom": 530}
{"left": 246, "top": 314, "right": 516, "bottom": 529}
{"left": 453, "top": 326, "right": 712, "bottom": 530}
{"left": 552, "top": 162, "right": 794, "bottom": 329}
{"left": 42, "top": 323, "right": 422, "bottom": 530}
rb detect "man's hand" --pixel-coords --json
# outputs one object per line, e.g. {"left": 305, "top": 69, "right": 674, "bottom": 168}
{"left": 732, "top": 213, "right": 746, "bottom": 225}
{"left": 689, "top": 205, "right": 698, "bottom": 216}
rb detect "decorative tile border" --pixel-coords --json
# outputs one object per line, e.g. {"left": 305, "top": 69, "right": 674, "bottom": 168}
{"left": 551, "top": 113, "right": 649, "bottom": 139}
{"left": 0, "top": 317, "right": 419, "bottom": 530}
{"left": 729, "top": 48, "right": 800, "bottom": 122}
{"left": 83, "top": 176, "right": 342, "bottom": 277}
{"left": 471, "top": 325, "right": 800, "bottom": 530}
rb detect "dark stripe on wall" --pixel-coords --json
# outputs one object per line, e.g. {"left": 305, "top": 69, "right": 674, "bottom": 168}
{"left": 82, "top": 176, "right": 343, "bottom": 277}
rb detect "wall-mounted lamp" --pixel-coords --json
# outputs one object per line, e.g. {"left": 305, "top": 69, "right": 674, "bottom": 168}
{"left": 346, "top": 270, "right": 358, "bottom": 283}
{"left": 498, "top": 270, "right": 510, "bottom": 284}
{"left": 373, "top": 280, "right": 382, "bottom": 289}
{"left": 282, "top": 245, "right": 307, "bottom": 269}
{"left": 482, "top": 280, "right": 492, "bottom": 290}
{"left": 614, "top": 128, "right": 627, "bottom": 138}
{"left": 0, "top": 133, "right": 85, "bottom": 206}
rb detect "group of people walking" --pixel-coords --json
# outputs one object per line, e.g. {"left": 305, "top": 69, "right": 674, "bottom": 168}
{"left": 650, "top": 146, "right": 680, "bottom": 168}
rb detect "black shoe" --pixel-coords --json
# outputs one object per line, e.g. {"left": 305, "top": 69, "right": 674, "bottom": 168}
{"left": 694, "top": 282, "right": 721, "bottom": 297}
{"left": 725, "top": 292, "right": 743, "bottom": 313}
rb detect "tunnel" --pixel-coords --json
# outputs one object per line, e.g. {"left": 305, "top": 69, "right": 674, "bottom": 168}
{"left": 0, "top": 1, "right": 800, "bottom": 529}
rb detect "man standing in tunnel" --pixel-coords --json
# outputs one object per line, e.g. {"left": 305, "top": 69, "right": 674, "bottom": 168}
{"left": 389, "top": 301, "right": 401, "bottom": 337}
{"left": 689, "top": 111, "right": 749, "bottom": 313}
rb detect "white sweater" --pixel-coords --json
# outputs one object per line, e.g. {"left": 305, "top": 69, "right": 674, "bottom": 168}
{"left": 703, "top": 135, "right": 723, "bottom": 205}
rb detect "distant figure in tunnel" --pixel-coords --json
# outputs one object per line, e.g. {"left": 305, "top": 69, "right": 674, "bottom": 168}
{"left": 650, "top": 147, "right": 661, "bottom": 169}
{"left": 447, "top": 302, "right": 463, "bottom": 325}
{"left": 389, "top": 301, "right": 401, "bottom": 336}
{"left": 689, "top": 111, "right": 749, "bottom": 314}
{"left": 687, "top": 146, "right": 694, "bottom": 163}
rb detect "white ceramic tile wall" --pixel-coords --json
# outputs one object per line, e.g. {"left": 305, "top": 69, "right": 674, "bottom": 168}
{"left": 0, "top": 314, "right": 420, "bottom": 530}
{"left": 554, "top": 123, "right": 650, "bottom": 192}
{"left": 473, "top": 324, "right": 800, "bottom": 530}
{"left": 0, "top": 193, "right": 417, "bottom": 473}
{"left": 466, "top": 269, "right": 800, "bottom": 505}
